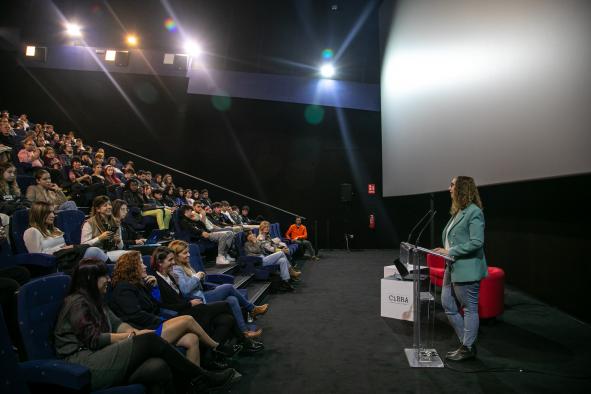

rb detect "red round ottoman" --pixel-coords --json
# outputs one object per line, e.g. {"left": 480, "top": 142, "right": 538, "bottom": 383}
{"left": 478, "top": 267, "right": 505, "bottom": 319}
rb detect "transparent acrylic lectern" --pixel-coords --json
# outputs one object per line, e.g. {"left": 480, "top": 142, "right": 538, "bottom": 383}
{"left": 399, "top": 242, "right": 454, "bottom": 368}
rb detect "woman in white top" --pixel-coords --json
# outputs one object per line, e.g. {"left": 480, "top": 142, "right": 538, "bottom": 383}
{"left": 80, "top": 195, "right": 128, "bottom": 262}
{"left": 23, "top": 201, "right": 108, "bottom": 261}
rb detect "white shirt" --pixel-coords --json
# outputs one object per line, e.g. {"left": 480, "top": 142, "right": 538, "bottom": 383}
{"left": 23, "top": 227, "right": 66, "bottom": 254}
{"left": 444, "top": 214, "right": 459, "bottom": 250}
{"left": 156, "top": 271, "right": 180, "bottom": 294}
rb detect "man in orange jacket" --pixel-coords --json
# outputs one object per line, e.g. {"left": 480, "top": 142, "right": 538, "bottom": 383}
{"left": 285, "top": 217, "right": 319, "bottom": 260}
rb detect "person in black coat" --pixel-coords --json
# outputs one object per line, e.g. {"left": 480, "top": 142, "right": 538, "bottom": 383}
{"left": 109, "top": 251, "right": 240, "bottom": 368}
{"left": 150, "top": 246, "right": 263, "bottom": 353}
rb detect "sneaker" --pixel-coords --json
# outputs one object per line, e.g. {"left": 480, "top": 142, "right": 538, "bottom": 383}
{"left": 225, "top": 254, "right": 236, "bottom": 262}
{"left": 216, "top": 255, "right": 230, "bottom": 265}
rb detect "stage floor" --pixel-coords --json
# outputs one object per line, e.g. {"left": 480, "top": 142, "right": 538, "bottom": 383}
{"left": 232, "top": 250, "right": 590, "bottom": 393}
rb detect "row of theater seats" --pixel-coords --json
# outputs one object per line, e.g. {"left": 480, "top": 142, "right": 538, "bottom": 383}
{"left": 1, "top": 275, "right": 144, "bottom": 393}
{"left": 1, "top": 211, "right": 299, "bottom": 392}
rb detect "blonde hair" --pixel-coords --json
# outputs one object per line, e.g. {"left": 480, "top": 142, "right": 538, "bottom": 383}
{"left": 259, "top": 221, "right": 270, "bottom": 231}
{"left": 168, "top": 240, "right": 196, "bottom": 277}
{"left": 451, "top": 176, "right": 483, "bottom": 215}
{"left": 29, "top": 201, "right": 63, "bottom": 237}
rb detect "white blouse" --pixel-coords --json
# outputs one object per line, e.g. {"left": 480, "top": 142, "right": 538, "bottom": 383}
{"left": 23, "top": 227, "right": 66, "bottom": 254}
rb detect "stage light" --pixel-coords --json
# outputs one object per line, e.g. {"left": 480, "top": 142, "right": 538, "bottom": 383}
{"left": 65, "top": 23, "right": 82, "bottom": 37}
{"left": 183, "top": 40, "right": 202, "bottom": 57}
{"left": 126, "top": 34, "right": 138, "bottom": 46}
{"left": 25, "top": 46, "right": 36, "bottom": 57}
{"left": 105, "top": 50, "right": 117, "bottom": 62}
{"left": 320, "top": 63, "right": 335, "bottom": 78}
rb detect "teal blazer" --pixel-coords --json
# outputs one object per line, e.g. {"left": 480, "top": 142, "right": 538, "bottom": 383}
{"left": 442, "top": 203, "right": 488, "bottom": 283}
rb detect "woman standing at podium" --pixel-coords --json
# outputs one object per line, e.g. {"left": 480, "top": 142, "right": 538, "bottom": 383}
{"left": 433, "top": 176, "right": 487, "bottom": 361}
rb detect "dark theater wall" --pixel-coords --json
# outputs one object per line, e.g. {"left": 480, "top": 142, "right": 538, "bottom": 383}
{"left": 1, "top": 55, "right": 589, "bottom": 323}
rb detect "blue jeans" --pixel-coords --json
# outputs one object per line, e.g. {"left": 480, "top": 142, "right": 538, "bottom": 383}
{"left": 262, "top": 251, "right": 290, "bottom": 281}
{"left": 441, "top": 268, "right": 480, "bottom": 348}
{"left": 204, "top": 284, "right": 254, "bottom": 332}
{"left": 82, "top": 246, "right": 108, "bottom": 262}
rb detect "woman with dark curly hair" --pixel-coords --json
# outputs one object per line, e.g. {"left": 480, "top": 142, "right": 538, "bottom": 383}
{"left": 54, "top": 259, "right": 239, "bottom": 392}
{"left": 109, "top": 251, "right": 240, "bottom": 368}
{"left": 433, "top": 176, "right": 487, "bottom": 362}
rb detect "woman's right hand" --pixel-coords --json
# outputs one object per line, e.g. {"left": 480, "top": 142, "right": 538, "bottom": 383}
{"left": 98, "top": 231, "right": 113, "bottom": 241}
{"left": 190, "top": 299, "right": 203, "bottom": 306}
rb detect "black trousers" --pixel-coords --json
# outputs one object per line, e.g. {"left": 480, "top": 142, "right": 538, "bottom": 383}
{"left": 125, "top": 333, "right": 203, "bottom": 394}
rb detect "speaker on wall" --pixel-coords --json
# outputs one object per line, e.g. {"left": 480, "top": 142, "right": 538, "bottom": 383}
{"left": 340, "top": 183, "right": 352, "bottom": 202}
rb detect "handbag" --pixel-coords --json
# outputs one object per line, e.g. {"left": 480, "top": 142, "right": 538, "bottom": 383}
{"left": 53, "top": 244, "right": 92, "bottom": 273}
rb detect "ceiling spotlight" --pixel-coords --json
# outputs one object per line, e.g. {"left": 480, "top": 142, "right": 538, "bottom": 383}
{"left": 183, "top": 40, "right": 202, "bottom": 57}
{"left": 126, "top": 34, "right": 138, "bottom": 46}
{"left": 320, "top": 63, "right": 335, "bottom": 78}
{"left": 65, "top": 23, "right": 82, "bottom": 37}
{"left": 25, "top": 46, "right": 36, "bottom": 57}
{"left": 105, "top": 50, "right": 117, "bottom": 62}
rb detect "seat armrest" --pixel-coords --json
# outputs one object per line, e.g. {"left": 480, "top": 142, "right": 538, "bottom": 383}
{"left": 20, "top": 359, "right": 91, "bottom": 390}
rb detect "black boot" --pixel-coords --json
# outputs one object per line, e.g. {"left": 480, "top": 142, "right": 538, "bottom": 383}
{"left": 279, "top": 281, "right": 295, "bottom": 292}
{"left": 190, "top": 368, "right": 240, "bottom": 393}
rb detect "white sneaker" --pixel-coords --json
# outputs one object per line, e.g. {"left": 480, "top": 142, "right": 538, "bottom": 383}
{"left": 216, "top": 255, "right": 230, "bottom": 265}
{"left": 225, "top": 255, "right": 236, "bottom": 262}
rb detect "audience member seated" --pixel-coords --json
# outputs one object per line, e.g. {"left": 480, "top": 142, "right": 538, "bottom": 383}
{"left": 0, "top": 122, "right": 17, "bottom": 149}
{"left": 109, "top": 251, "right": 240, "bottom": 369}
{"left": 0, "top": 162, "right": 31, "bottom": 215}
{"left": 163, "top": 185, "right": 177, "bottom": 207}
{"left": 23, "top": 201, "right": 109, "bottom": 269}
{"left": 59, "top": 143, "right": 74, "bottom": 167}
{"left": 17, "top": 137, "right": 43, "bottom": 168}
{"left": 150, "top": 172, "right": 161, "bottom": 189}
{"left": 111, "top": 199, "right": 147, "bottom": 249}
{"left": 91, "top": 162, "right": 105, "bottom": 184}
{"left": 258, "top": 220, "right": 291, "bottom": 257}
{"left": 152, "top": 188, "right": 175, "bottom": 227}
{"left": 174, "top": 187, "right": 187, "bottom": 206}
{"left": 169, "top": 240, "right": 268, "bottom": 339}
{"left": 151, "top": 246, "right": 262, "bottom": 353}
{"left": 103, "top": 165, "right": 122, "bottom": 186}
{"left": 178, "top": 205, "right": 234, "bottom": 265}
{"left": 81, "top": 195, "right": 128, "bottom": 262}
{"left": 144, "top": 184, "right": 172, "bottom": 230}
{"left": 69, "top": 156, "right": 107, "bottom": 207}
{"left": 54, "top": 259, "right": 239, "bottom": 392}
{"left": 161, "top": 173, "right": 175, "bottom": 189}
{"left": 244, "top": 230, "right": 298, "bottom": 292}
{"left": 199, "top": 188, "right": 212, "bottom": 207}
{"left": 26, "top": 169, "right": 77, "bottom": 211}
{"left": 193, "top": 201, "right": 233, "bottom": 234}
{"left": 123, "top": 179, "right": 169, "bottom": 230}
{"left": 285, "top": 216, "right": 319, "bottom": 260}
{"left": 240, "top": 205, "right": 259, "bottom": 225}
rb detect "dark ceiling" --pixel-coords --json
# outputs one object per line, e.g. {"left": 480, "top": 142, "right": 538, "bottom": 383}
{"left": 1, "top": 0, "right": 381, "bottom": 83}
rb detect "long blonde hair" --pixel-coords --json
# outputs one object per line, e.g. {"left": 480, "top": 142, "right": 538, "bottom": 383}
{"left": 29, "top": 201, "right": 63, "bottom": 237}
{"left": 168, "top": 240, "right": 196, "bottom": 277}
{"left": 451, "top": 176, "right": 483, "bottom": 215}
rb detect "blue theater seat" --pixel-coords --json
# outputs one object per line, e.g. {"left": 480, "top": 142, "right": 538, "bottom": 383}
{"left": 56, "top": 209, "right": 86, "bottom": 245}
{"left": 16, "top": 275, "right": 144, "bottom": 393}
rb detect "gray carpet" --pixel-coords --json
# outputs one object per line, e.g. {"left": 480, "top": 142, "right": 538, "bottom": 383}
{"left": 228, "top": 250, "right": 590, "bottom": 393}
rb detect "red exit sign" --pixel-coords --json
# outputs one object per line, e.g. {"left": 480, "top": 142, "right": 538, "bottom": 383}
{"left": 368, "top": 184, "right": 376, "bottom": 194}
